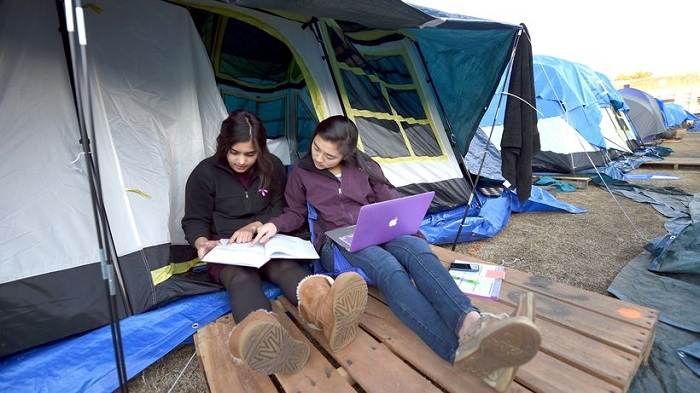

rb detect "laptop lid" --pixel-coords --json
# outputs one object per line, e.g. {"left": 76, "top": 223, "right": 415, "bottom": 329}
{"left": 326, "top": 191, "right": 435, "bottom": 252}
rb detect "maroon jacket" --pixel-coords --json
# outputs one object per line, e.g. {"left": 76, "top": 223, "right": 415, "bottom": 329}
{"left": 270, "top": 154, "right": 399, "bottom": 249}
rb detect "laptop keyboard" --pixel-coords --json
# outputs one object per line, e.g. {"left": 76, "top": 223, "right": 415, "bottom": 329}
{"left": 339, "top": 233, "right": 354, "bottom": 244}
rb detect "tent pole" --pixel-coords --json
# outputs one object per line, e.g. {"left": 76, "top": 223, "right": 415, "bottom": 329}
{"left": 61, "top": 1, "right": 129, "bottom": 390}
{"left": 308, "top": 18, "right": 348, "bottom": 117}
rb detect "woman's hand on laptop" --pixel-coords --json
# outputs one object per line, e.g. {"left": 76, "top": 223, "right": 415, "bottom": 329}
{"left": 251, "top": 223, "right": 277, "bottom": 245}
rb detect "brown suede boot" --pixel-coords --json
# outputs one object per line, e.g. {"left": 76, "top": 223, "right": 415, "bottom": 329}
{"left": 454, "top": 296, "right": 540, "bottom": 379}
{"left": 297, "top": 272, "right": 368, "bottom": 352}
{"left": 482, "top": 292, "right": 537, "bottom": 392}
{"left": 228, "top": 310, "right": 309, "bottom": 375}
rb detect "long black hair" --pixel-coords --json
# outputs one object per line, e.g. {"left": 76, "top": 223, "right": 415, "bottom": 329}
{"left": 215, "top": 109, "right": 277, "bottom": 192}
{"left": 311, "top": 115, "right": 391, "bottom": 186}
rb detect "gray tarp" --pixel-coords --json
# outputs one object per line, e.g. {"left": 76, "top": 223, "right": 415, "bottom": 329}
{"left": 608, "top": 252, "right": 700, "bottom": 393}
{"left": 601, "top": 172, "right": 700, "bottom": 391}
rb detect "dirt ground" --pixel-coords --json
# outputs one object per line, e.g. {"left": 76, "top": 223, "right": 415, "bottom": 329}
{"left": 127, "top": 134, "right": 700, "bottom": 392}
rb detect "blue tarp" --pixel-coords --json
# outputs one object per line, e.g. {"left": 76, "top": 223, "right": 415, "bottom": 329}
{"left": 420, "top": 186, "right": 587, "bottom": 244}
{"left": 0, "top": 287, "right": 278, "bottom": 392}
{"left": 659, "top": 101, "right": 700, "bottom": 129}
{"left": 593, "top": 71, "right": 629, "bottom": 111}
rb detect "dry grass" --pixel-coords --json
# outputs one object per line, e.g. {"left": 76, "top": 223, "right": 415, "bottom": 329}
{"left": 127, "top": 134, "right": 700, "bottom": 392}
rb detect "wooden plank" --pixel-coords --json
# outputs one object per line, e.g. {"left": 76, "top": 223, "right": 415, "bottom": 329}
{"left": 277, "top": 297, "right": 441, "bottom": 393}
{"left": 517, "top": 351, "right": 622, "bottom": 393}
{"left": 469, "top": 296, "right": 640, "bottom": 390}
{"left": 193, "top": 246, "right": 658, "bottom": 393}
{"left": 360, "top": 293, "right": 528, "bottom": 393}
{"left": 430, "top": 245, "right": 657, "bottom": 391}
{"left": 641, "top": 157, "right": 700, "bottom": 170}
{"left": 270, "top": 303, "right": 357, "bottom": 393}
{"left": 193, "top": 315, "right": 278, "bottom": 393}
{"left": 194, "top": 309, "right": 357, "bottom": 393}
{"left": 432, "top": 247, "right": 658, "bottom": 332}
{"left": 366, "top": 285, "right": 638, "bottom": 392}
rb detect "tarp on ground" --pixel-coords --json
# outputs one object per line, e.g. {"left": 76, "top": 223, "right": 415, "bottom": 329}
{"left": 590, "top": 174, "right": 696, "bottom": 233}
{"left": 608, "top": 251, "right": 700, "bottom": 392}
{"left": 420, "top": 186, "right": 587, "bottom": 244}
{"left": 0, "top": 291, "right": 231, "bottom": 392}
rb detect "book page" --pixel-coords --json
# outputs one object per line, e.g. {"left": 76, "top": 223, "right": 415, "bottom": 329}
{"left": 200, "top": 241, "right": 267, "bottom": 268}
{"left": 264, "top": 234, "right": 319, "bottom": 260}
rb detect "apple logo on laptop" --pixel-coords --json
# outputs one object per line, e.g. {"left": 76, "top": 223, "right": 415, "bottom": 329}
{"left": 389, "top": 217, "right": 398, "bottom": 227}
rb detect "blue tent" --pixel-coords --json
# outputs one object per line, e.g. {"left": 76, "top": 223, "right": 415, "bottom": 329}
{"left": 477, "top": 55, "right": 633, "bottom": 174}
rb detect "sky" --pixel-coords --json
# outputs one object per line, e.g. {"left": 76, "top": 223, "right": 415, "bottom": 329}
{"left": 405, "top": 0, "right": 698, "bottom": 79}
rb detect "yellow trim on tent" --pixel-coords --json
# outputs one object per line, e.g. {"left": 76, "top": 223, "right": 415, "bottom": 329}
{"left": 151, "top": 258, "right": 204, "bottom": 286}
{"left": 126, "top": 188, "right": 151, "bottom": 199}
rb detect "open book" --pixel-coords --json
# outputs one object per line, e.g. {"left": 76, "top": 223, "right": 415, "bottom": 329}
{"left": 449, "top": 260, "right": 506, "bottom": 299}
{"left": 200, "top": 234, "right": 319, "bottom": 268}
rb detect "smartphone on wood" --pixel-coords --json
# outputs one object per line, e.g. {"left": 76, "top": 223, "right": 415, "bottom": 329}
{"left": 450, "top": 262, "right": 480, "bottom": 272}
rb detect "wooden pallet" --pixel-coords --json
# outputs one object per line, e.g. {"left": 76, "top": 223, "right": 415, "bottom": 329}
{"left": 640, "top": 157, "right": 700, "bottom": 170}
{"left": 194, "top": 246, "right": 658, "bottom": 393}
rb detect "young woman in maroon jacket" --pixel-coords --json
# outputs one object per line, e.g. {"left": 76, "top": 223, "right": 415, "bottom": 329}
{"left": 255, "top": 115, "right": 541, "bottom": 391}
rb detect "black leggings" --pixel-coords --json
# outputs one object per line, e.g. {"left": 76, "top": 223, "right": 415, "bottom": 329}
{"left": 219, "top": 259, "right": 310, "bottom": 321}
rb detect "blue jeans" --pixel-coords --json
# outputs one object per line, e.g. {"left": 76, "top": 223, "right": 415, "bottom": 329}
{"left": 321, "top": 235, "right": 479, "bottom": 362}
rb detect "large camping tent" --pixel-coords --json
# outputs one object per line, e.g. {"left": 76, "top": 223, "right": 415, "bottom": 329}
{"left": 0, "top": 0, "right": 535, "bottom": 359}
{"left": 619, "top": 87, "right": 668, "bottom": 142}
{"left": 477, "top": 55, "right": 634, "bottom": 174}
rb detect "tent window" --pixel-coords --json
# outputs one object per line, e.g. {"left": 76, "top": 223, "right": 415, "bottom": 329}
{"left": 188, "top": 8, "right": 319, "bottom": 158}
{"left": 365, "top": 55, "right": 412, "bottom": 85}
{"left": 323, "top": 23, "right": 444, "bottom": 163}
{"left": 355, "top": 117, "right": 410, "bottom": 158}
{"left": 295, "top": 96, "right": 317, "bottom": 155}
{"left": 218, "top": 18, "right": 300, "bottom": 87}
{"left": 341, "top": 70, "right": 391, "bottom": 113}
{"left": 401, "top": 122, "right": 441, "bottom": 156}
{"left": 222, "top": 92, "right": 286, "bottom": 139}
{"left": 388, "top": 89, "right": 425, "bottom": 119}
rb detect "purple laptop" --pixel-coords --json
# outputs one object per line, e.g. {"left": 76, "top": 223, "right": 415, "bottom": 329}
{"left": 325, "top": 191, "right": 435, "bottom": 252}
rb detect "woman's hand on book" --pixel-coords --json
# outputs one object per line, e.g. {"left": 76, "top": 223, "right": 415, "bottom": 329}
{"left": 252, "top": 223, "right": 277, "bottom": 245}
{"left": 229, "top": 221, "right": 262, "bottom": 244}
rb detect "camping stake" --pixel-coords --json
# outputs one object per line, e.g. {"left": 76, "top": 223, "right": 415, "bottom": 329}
{"left": 63, "top": 1, "right": 129, "bottom": 390}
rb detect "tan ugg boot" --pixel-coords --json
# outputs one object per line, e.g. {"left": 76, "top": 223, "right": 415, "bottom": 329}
{"left": 297, "top": 272, "right": 368, "bottom": 352}
{"left": 228, "top": 310, "right": 309, "bottom": 375}
{"left": 454, "top": 297, "right": 541, "bottom": 379}
{"left": 482, "top": 292, "right": 537, "bottom": 392}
